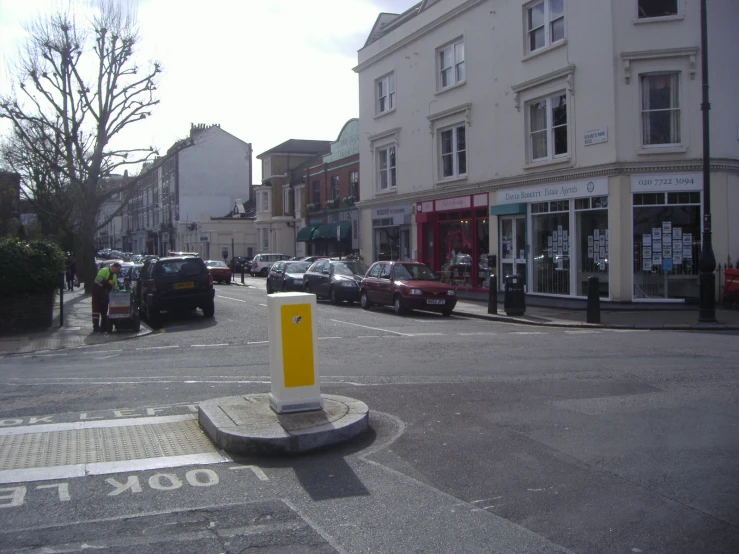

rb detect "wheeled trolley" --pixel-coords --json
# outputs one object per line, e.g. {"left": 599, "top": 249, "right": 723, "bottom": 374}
{"left": 107, "top": 289, "right": 141, "bottom": 332}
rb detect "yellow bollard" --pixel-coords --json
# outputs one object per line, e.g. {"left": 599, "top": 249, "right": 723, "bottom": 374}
{"left": 266, "top": 292, "right": 323, "bottom": 413}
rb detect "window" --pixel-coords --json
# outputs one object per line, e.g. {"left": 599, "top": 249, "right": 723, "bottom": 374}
{"left": 641, "top": 73, "right": 680, "bottom": 146}
{"left": 260, "top": 191, "right": 270, "bottom": 212}
{"left": 295, "top": 188, "right": 302, "bottom": 213}
{"left": 638, "top": 0, "right": 678, "bottom": 19}
{"left": 312, "top": 180, "right": 321, "bottom": 204}
{"left": 376, "top": 72, "right": 395, "bottom": 114}
{"left": 377, "top": 146, "right": 396, "bottom": 191}
{"left": 439, "top": 124, "right": 467, "bottom": 179}
{"left": 349, "top": 171, "right": 359, "bottom": 199}
{"left": 283, "top": 187, "right": 291, "bottom": 215}
{"left": 331, "top": 176, "right": 340, "bottom": 200}
{"left": 526, "top": 0, "right": 564, "bottom": 54}
{"left": 528, "top": 93, "right": 568, "bottom": 162}
{"left": 259, "top": 229, "right": 269, "bottom": 250}
{"left": 438, "top": 39, "right": 465, "bottom": 89}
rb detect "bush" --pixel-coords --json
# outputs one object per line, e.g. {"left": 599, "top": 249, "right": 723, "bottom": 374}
{"left": 0, "top": 238, "right": 66, "bottom": 297}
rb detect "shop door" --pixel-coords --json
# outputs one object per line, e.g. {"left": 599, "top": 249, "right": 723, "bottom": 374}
{"left": 500, "top": 216, "right": 526, "bottom": 289}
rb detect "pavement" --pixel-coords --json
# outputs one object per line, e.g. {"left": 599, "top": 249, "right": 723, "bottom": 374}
{"left": 1, "top": 280, "right": 736, "bottom": 356}
{"left": 0, "top": 287, "right": 152, "bottom": 355}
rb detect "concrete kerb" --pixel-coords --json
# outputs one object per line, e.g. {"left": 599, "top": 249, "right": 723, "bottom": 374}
{"left": 198, "top": 393, "right": 370, "bottom": 456}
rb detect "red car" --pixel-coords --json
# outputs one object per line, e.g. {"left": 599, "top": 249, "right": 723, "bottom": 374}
{"left": 205, "top": 260, "right": 232, "bottom": 284}
{"left": 360, "top": 261, "right": 457, "bottom": 316}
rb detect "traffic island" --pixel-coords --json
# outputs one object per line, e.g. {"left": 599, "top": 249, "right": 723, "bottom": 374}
{"left": 198, "top": 393, "right": 369, "bottom": 456}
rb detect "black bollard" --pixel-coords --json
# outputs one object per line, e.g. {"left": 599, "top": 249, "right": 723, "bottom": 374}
{"left": 241, "top": 265, "right": 245, "bottom": 284}
{"left": 587, "top": 276, "right": 600, "bottom": 324}
{"left": 59, "top": 271, "right": 64, "bottom": 327}
{"left": 488, "top": 274, "right": 497, "bottom": 314}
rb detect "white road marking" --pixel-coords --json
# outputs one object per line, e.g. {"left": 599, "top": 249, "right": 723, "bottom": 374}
{"left": 229, "top": 465, "right": 269, "bottom": 481}
{"left": 217, "top": 295, "right": 249, "bottom": 303}
{"left": 329, "top": 319, "right": 408, "bottom": 336}
{"left": 247, "top": 340, "right": 268, "bottom": 345}
{"left": 405, "top": 332, "right": 445, "bottom": 337}
{"left": 95, "top": 355, "right": 119, "bottom": 360}
{"left": 606, "top": 329, "right": 649, "bottom": 333}
{"left": 191, "top": 343, "right": 229, "bottom": 347}
{"left": 458, "top": 332, "right": 498, "bottom": 336}
{"left": 136, "top": 345, "right": 179, "bottom": 350}
{"left": 318, "top": 336, "right": 342, "bottom": 340}
{"left": 91, "top": 349, "right": 123, "bottom": 353}
{"left": 0, "top": 414, "right": 196, "bottom": 436}
{"left": 509, "top": 331, "right": 548, "bottom": 335}
{"left": 258, "top": 303, "right": 267, "bottom": 307}
{"left": 564, "top": 330, "right": 602, "bottom": 334}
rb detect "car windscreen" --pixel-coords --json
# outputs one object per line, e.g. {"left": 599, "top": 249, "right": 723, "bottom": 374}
{"left": 394, "top": 264, "right": 438, "bottom": 281}
{"left": 285, "top": 262, "right": 310, "bottom": 273}
{"left": 207, "top": 261, "right": 228, "bottom": 268}
{"left": 157, "top": 260, "right": 204, "bottom": 276}
{"left": 333, "top": 262, "right": 369, "bottom": 276}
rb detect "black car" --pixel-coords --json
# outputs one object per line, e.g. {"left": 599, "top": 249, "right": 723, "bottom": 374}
{"left": 266, "top": 261, "right": 311, "bottom": 293}
{"left": 230, "top": 256, "right": 253, "bottom": 273}
{"left": 303, "top": 259, "right": 369, "bottom": 304}
{"left": 135, "top": 256, "right": 215, "bottom": 327}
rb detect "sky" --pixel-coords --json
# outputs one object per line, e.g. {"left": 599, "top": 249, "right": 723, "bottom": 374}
{"left": 0, "top": 0, "right": 419, "bottom": 183}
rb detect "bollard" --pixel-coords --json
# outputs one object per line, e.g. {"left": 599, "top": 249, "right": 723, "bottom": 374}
{"left": 587, "top": 276, "right": 601, "bottom": 324}
{"left": 241, "top": 265, "right": 245, "bottom": 284}
{"left": 59, "top": 271, "right": 64, "bottom": 327}
{"left": 266, "top": 291, "right": 322, "bottom": 413}
{"left": 488, "top": 274, "right": 497, "bottom": 314}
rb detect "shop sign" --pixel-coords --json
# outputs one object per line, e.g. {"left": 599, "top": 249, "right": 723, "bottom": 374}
{"left": 496, "top": 178, "right": 608, "bottom": 205}
{"left": 584, "top": 127, "right": 608, "bottom": 146}
{"left": 416, "top": 194, "right": 488, "bottom": 214}
{"left": 436, "top": 196, "right": 470, "bottom": 211}
{"left": 630, "top": 173, "right": 702, "bottom": 192}
{"left": 199, "top": 234, "right": 210, "bottom": 242}
{"left": 372, "top": 204, "right": 411, "bottom": 226}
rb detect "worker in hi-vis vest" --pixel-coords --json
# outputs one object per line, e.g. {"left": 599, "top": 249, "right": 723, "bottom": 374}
{"left": 92, "top": 262, "right": 121, "bottom": 332}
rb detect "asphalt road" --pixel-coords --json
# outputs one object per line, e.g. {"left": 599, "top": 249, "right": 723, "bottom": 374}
{"left": 0, "top": 276, "right": 737, "bottom": 553}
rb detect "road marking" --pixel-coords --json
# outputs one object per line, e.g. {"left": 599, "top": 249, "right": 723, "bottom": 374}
{"left": 318, "top": 336, "right": 342, "bottom": 340}
{"left": 564, "top": 330, "right": 602, "bottom": 334}
{"left": 405, "top": 332, "right": 445, "bottom": 337}
{"left": 91, "top": 349, "right": 123, "bottom": 353}
{"left": 217, "top": 295, "right": 249, "bottom": 303}
{"left": 191, "top": 343, "right": 229, "bottom": 347}
{"left": 95, "top": 355, "right": 119, "bottom": 360}
{"left": 259, "top": 303, "right": 267, "bottom": 307}
{"left": 329, "top": 319, "right": 407, "bottom": 336}
{"left": 229, "top": 465, "right": 269, "bottom": 481}
{"left": 458, "top": 332, "right": 498, "bottom": 336}
{"left": 136, "top": 345, "right": 179, "bottom": 350}
{"left": 247, "top": 340, "right": 268, "bottom": 345}
{"left": 509, "top": 331, "right": 548, "bottom": 335}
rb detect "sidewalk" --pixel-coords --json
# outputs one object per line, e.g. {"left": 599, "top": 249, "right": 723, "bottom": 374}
{"left": 0, "top": 288, "right": 152, "bottom": 355}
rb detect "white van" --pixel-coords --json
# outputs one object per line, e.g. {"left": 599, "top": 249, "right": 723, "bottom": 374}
{"left": 250, "top": 253, "right": 291, "bottom": 277}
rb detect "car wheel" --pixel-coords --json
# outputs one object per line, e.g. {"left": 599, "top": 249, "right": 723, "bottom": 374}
{"left": 442, "top": 309, "right": 452, "bottom": 317}
{"left": 202, "top": 299, "right": 215, "bottom": 318}
{"left": 329, "top": 287, "right": 339, "bottom": 305}
{"left": 393, "top": 294, "right": 407, "bottom": 315}
{"left": 266, "top": 281, "right": 272, "bottom": 294}
{"left": 360, "top": 290, "right": 372, "bottom": 310}
{"left": 260, "top": 268, "right": 269, "bottom": 277}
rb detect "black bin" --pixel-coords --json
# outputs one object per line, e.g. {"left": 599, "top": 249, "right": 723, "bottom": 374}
{"left": 504, "top": 274, "right": 526, "bottom": 316}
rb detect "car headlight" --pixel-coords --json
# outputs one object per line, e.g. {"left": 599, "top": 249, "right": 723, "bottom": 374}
{"left": 410, "top": 288, "right": 423, "bottom": 295}
{"left": 447, "top": 289, "right": 456, "bottom": 296}
{"left": 339, "top": 281, "right": 357, "bottom": 287}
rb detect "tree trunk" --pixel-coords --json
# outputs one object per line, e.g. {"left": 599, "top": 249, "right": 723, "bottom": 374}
{"left": 78, "top": 213, "right": 98, "bottom": 294}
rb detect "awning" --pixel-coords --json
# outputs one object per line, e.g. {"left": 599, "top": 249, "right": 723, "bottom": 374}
{"left": 490, "top": 202, "right": 527, "bottom": 216}
{"left": 313, "top": 220, "right": 352, "bottom": 241}
{"left": 296, "top": 225, "right": 317, "bottom": 242}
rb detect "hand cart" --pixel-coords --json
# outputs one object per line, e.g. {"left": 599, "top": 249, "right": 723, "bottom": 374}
{"left": 107, "top": 289, "right": 141, "bottom": 332}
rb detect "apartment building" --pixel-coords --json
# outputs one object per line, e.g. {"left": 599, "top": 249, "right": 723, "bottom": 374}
{"left": 355, "top": 0, "right": 739, "bottom": 302}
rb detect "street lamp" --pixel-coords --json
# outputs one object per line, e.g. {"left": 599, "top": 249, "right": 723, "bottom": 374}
{"left": 698, "top": 0, "right": 716, "bottom": 322}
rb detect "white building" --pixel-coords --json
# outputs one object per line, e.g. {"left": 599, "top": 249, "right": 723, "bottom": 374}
{"left": 94, "top": 175, "right": 124, "bottom": 250}
{"left": 355, "top": 0, "right": 739, "bottom": 302}
{"left": 122, "top": 124, "right": 255, "bottom": 259}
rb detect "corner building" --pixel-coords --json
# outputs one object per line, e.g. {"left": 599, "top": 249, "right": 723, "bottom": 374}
{"left": 355, "top": 0, "right": 739, "bottom": 302}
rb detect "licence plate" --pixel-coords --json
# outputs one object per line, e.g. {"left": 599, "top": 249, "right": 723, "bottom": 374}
{"left": 175, "top": 281, "right": 194, "bottom": 290}
{"left": 427, "top": 299, "right": 445, "bottom": 305}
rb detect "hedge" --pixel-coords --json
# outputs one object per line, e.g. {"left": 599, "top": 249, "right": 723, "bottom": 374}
{"left": 0, "top": 238, "right": 66, "bottom": 296}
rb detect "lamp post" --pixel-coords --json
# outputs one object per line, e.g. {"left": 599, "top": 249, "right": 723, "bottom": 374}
{"left": 698, "top": 0, "right": 716, "bottom": 322}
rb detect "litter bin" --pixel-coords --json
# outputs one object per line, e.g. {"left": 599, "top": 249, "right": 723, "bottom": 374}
{"left": 504, "top": 274, "right": 525, "bottom": 316}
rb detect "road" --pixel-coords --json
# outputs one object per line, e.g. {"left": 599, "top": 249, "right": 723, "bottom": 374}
{"left": 0, "top": 277, "right": 737, "bottom": 553}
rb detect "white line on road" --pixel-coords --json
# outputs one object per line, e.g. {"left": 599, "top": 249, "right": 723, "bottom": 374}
{"left": 136, "top": 345, "right": 179, "bottom": 350}
{"left": 458, "top": 332, "right": 498, "bottom": 336}
{"left": 191, "top": 343, "right": 229, "bottom": 347}
{"left": 405, "top": 332, "right": 446, "bottom": 337}
{"left": 258, "top": 303, "right": 267, "bottom": 307}
{"left": 329, "top": 319, "right": 408, "bottom": 336}
{"left": 217, "top": 295, "right": 249, "bottom": 303}
{"left": 509, "top": 331, "right": 548, "bottom": 335}
{"left": 247, "top": 340, "right": 269, "bottom": 345}
{"left": 94, "top": 355, "right": 119, "bottom": 360}
{"left": 229, "top": 465, "right": 269, "bottom": 481}
{"left": 318, "top": 336, "right": 342, "bottom": 340}
{"left": 564, "top": 330, "right": 602, "bottom": 334}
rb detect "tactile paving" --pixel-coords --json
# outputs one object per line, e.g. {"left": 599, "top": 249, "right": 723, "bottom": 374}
{"left": 0, "top": 420, "right": 217, "bottom": 470}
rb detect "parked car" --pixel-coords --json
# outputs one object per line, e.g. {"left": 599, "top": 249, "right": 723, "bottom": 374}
{"left": 230, "top": 256, "right": 253, "bottom": 273}
{"left": 205, "top": 260, "right": 232, "bottom": 284}
{"left": 135, "top": 256, "right": 215, "bottom": 328}
{"left": 360, "top": 261, "right": 457, "bottom": 316}
{"left": 266, "top": 261, "right": 311, "bottom": 293}
{"left": 301, "top": 256, "right": 327, "bottom": 264}
{"left": 250, "top": 253, "right": 291, "bottom": 277}
{"left": 303, "top": 259, "right": 369, "bottom": 305}
{"left": 117, "top": 262, "right": 143, "bottom": 290}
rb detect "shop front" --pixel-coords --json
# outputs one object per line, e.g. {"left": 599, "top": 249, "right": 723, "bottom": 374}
{"left": 416, "top": 193, "right": 490, "bottom": 289}
{"left": 299, "top": 209, "right": 359, "bottom": 257}
{"left": 493, "top": 178, "right": 610, "bottom": 297}
{"left": 371, "top": 205, "right": 413, "bottom": 262}
{"left": 631, "top": 173, "right": 702, "bottom": 301}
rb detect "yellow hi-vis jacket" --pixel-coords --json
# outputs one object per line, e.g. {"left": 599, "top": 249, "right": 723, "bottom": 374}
{"left": 95, "top": 267, "right": 120, "bottom": 291}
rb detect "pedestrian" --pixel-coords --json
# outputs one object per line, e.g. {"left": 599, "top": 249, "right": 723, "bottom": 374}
{"left": 65, "top": 254, "right": 76, "bottom": 291}
{"left": 92, "top": 262, "right": 121, "bottom": 332}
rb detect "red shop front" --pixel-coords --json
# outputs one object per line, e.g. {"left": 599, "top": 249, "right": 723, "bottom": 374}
{"left": 415, "top": 193, "right": 491, "bottom": 290}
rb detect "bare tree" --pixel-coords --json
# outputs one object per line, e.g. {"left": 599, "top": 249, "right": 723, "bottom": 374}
{"left": 0, "top": 2, "right": 160, "bottom": 289}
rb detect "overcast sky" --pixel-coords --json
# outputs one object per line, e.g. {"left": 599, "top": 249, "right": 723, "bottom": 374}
{"left": 0, "top": 0, "right": 419, "bottom": 183}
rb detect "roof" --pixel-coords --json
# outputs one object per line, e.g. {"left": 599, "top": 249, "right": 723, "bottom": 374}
{"left": 257, "top": 139, "right": 332, "bottom": 159}
{"left": 362, "top": 1, "right": 425, "bottom": 48}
